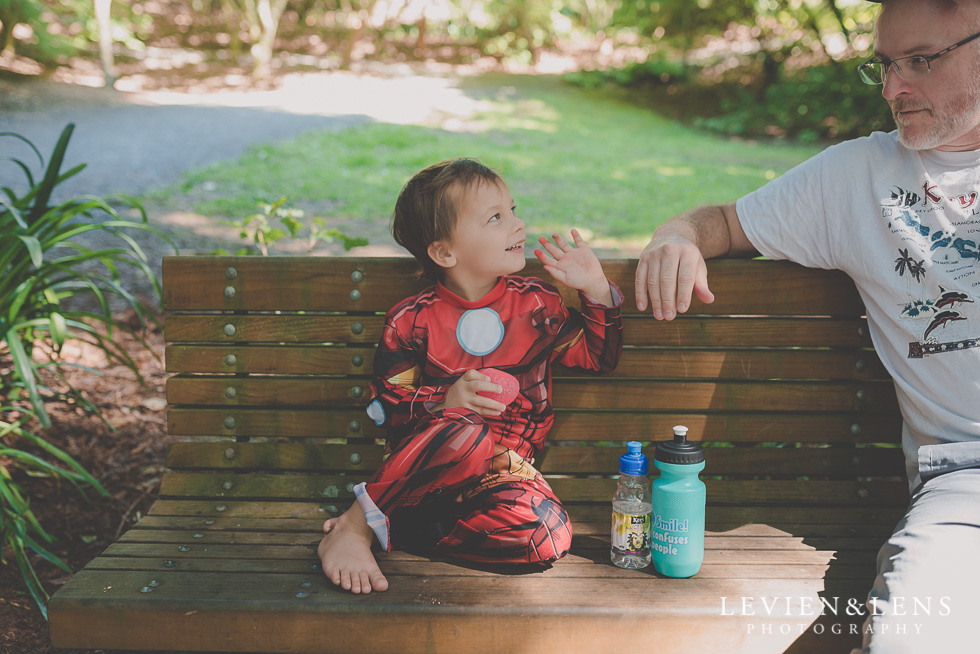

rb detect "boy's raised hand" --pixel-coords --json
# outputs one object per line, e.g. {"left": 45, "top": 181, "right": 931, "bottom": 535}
{"left": 436, "top": 369, "right": 507, "bottom": 416}
{"left": 535, "top": 229, "right": 614, "bottom": 306}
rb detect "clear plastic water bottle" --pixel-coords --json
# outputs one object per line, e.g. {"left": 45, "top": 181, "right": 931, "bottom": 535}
{"left": 610, "top": 441, "right": 652, "bottom": 569}
{"left": 652, "top": 425, "right": 706, "bottom": 578}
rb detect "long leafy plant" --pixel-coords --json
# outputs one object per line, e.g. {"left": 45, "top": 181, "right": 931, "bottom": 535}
{"left": 0, "top": 123, "right": 174, "bottom": 617}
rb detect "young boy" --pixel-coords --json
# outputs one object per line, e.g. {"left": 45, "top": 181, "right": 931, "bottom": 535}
{"left": 317, "top": 158, "right": 623, "bottom": 593}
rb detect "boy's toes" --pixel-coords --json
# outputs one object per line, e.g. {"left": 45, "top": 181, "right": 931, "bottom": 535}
{"left": 322, "top": 517, "right": 339, "bottom": 534}
{"left": 356, "top": 571, "right": 373, "bottom": 594}
{"left": 370, "top": 571, "right": 389, "bottom": 592}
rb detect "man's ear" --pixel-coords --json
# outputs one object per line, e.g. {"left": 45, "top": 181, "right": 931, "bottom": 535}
{"left": 427, "top": 240, "right": 456, "bottom": 270}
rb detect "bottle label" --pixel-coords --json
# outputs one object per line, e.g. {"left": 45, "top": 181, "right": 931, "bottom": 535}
{"left": 611, "top": 511, "right": 651, "bottom": 555}
{"left": 652, "top": 512, "right": 690, "bottom": 556}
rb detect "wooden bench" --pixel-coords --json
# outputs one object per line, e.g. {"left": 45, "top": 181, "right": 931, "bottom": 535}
{"left": 49, "top": 256, "right": 908, "bottom": 654}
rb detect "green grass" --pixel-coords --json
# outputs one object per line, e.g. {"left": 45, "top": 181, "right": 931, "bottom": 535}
{"left": 155, "top": 73, "right": 823, "bottom": 248}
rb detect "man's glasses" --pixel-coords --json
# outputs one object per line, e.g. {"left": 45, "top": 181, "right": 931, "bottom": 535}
{"left": 857, "top": 30, "right": 980, "bottom": 85}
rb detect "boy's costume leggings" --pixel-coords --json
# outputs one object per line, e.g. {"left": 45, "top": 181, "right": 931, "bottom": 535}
{"left": 353, "top": 408, "right": 572, "bottom": 564}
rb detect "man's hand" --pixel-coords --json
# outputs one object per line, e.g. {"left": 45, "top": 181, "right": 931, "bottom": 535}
{"left": 635, "top": 204, "right": 753, "bottom": 320}
{"left": 635, "top": 224, "right": 715, "bottom": 321}
{"left": 433, "top": 369, "right": 507, "bottom": 416}
{"left": 535, "top": 229, "right": 613, "bottom": 306}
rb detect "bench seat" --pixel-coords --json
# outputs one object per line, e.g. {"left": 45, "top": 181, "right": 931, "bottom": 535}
{"left": 49, "top": 257, "right": 908, "bottom": 654}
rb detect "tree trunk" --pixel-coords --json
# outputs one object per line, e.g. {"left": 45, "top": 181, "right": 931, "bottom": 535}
{"left": 94, "top": 0, "right": 116, "bottom": 87}
{"left": 826, "top": 0, "right": 852, "bottom": 50}
{"left": 416, "top": 15, "right": 425, "bottom": 53}
{"left": 250, "top": 0, "right": 287, "bottom": 81}
{"left": 0, "top": 15, "right": 12, "bottom": 55}
{"left": 219, "top": 0, "right": 245, "bottom": 57}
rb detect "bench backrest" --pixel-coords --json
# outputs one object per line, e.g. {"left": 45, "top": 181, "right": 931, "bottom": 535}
{"left": 161, "top": 257, "right": 908, "bottom": 522}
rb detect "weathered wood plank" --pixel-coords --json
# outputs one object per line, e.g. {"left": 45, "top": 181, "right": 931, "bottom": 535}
{"left": 49, "top": 569, "right": 867, "bottom": 654}
{"left": 163, "top": 257, "right": 866, "bottom": 317}
{"left": 165, "top": 313, "right": 873, "bottom": 348}
{"left": 167, "top": 376, "right": 898, "bottom": 412}
{"left": 81, "top": 555, "right": 875, "bottom": 581}
{"left": 145, "top": 499, "right": 907, "bottom": 526}
{"left": 165, "top": 442, "right": 906, "bottom": 478}
{"left": 546, "top": 412, "right": 901, "bottom": 445}
{"left": 167, "top": 407, "right": 376, "bottom": 440}
{"left": 165, "top": 314, "right": 383, "bottom": 345}
{"left": 96, "top": 546, "right": 876, "bottom": 578}
{"left": 167, "top": 407, "right": 902, "bottom": 443}
{"left": 122, "top": 514, "right": 898, "bottom": 540}
{"left": 166, "top": 344, "right": 376, "bottom": 375}
{"left": 112, "top": 528, "right": 881, "bottom": 555}
{"left": 104, "top": 536, "right": 856, "bottom": 563}
{"left": 158, "top": 472, "right": 908, "bottom": 507}
{"left": 166, "top": 344, "right": 890, "bottom": 380}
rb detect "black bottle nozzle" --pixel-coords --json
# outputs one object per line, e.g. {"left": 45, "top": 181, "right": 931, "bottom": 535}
{"left": 654, "top": 425, "right": 705, "bottom": 465}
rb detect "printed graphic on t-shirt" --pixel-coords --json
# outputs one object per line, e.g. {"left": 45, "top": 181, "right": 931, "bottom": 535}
{"left": 881, "top": 183, "right": 980, "bottom": 359}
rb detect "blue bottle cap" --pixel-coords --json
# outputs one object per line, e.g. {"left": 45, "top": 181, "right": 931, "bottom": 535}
{"left": 620, "top": 441, "right": 648, "bottom": 475}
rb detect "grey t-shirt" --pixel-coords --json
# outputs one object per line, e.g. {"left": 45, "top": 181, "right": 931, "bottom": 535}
{"left": 737, "top": 130, "right": 980, "bottom": 490}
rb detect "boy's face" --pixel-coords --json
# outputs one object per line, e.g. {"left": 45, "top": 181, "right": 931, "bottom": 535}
{"left": 443, "top": 179, "right": 527, "bottom": 284}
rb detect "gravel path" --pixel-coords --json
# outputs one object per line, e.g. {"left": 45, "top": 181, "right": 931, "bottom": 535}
{"left": 1, "top": 101, "right": 367, "bottom": 200}
{"left": 0, "top": 69, "right": 477, "bottom": 200}
{"left": 1, "top": 70, "right": 487, "bottom": 302}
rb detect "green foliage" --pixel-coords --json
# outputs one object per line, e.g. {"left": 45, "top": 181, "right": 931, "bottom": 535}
{"left": 477, "top": 0, "right": 559, "bottom": 63}
{"left": 167, "top": 75, "right": 820, "bottom": 242}
{"left": 564, "top": 55, "right": 691, "bottom": 90}
{"left": 0, "top": 0, "right": 80, "bottom": 64}
{"left": 0, "top": 123, "right": 175, "bottom": 617}
{"left": 0, "top": 0, "right": 148, "bottom": 67}
{"left": 214, "top": 196, "right": 368, "bottom": 256}
{"left": 610, "top": 0, "right": 754, "bottom": 46}
{"left": 694, "top": 59, "right": 893, "bottom": 141}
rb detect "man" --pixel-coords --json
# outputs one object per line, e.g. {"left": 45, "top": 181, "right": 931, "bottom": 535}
{"left": 635, "top": 0, "right": 980, "bottom": 651}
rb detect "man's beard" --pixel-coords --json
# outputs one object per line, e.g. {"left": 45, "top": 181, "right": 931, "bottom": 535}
{"left": 893, "top": 64, "right": 980, "bottom": 150}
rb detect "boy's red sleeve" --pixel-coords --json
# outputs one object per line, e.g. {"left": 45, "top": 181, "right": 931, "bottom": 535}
{"left": 550, "top": 281, "right": 624, "bottom": 373}
{"left": 364, "top": 305, "right": 446, "bottom": 440}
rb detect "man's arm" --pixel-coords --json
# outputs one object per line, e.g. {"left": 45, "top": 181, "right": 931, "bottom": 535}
{"left": 635, "top": 202, "right": 758, "bottom": 320}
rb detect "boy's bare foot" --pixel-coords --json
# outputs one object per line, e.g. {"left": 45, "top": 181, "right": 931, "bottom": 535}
{"left": 317, "top": 502, "right": 389, "bottom": 594}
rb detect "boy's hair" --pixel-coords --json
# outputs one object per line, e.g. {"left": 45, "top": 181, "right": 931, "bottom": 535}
{"left": 392, "top": 158, "right": 504, "bottom": 280}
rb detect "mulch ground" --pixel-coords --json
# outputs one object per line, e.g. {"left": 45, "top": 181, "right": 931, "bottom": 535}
{"left": 1, "top": 316, "right": 172, "bottom": 654}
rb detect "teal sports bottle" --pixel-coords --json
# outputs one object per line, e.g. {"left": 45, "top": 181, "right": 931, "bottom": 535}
{"left": 652, "top": 425, "right": 706, "bottom": 578}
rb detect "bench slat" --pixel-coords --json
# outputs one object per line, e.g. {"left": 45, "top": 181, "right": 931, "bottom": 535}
{"left": 48, "top": 568, "right": 869, "bottom": 654}
{"left": 167, "top": 376, "right": 899, "bottom": 412}
{"left": 111, "top": 528, "right": 879, "bottom": 554}
{"left": 166, "top": 344, "right": 890, "bottom": 380}
{"left": 167, "top": 407, "right": 902, "bottom": 443}
{"left": 108, "top": 530, "right": 885, "bottom": 569}
{"left": 81, "top": 554, "right": 878, "bottom": 582}
{"left": 163, "top": 257, "right": 866, "bottom": 317}
{"left": 145, "top": 498, "right": 907, "bottom": 526}
{"left": 49, "top": 567, "right": 853, "bottom": 607}
{"left": 165, "top": 313, "right": 873, "bottom": 348}
{"left": 126, "top": 514, "right": 896, "bottom": 539}
{"left": 165, "top": 442, "right": 905, "bottom": 478}
{"left": 90, "top": 537, "right": 874, "bottom": 579}
{"left": 158, "top": 472, "right": 908, "bottom": 507}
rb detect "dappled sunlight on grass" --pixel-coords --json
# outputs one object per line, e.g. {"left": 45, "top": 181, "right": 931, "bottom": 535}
{"left": 467, "top": 97, "right": 561, "bottom": 133}
{"left": 151, "top": 72, "right": 823, "bottom": 246}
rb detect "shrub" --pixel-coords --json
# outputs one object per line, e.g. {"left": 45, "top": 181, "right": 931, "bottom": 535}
{"left": 695, "top": 59, "right": 893, "bottom": 142}
{"left": 565, "top": 55, "right": 691, "bottom": 91}
{"left": 567, "top": 57, "right": 894, "bottom": 142}
{"left": 0, "top": 123, "right": 175, "bottom": 617}
{"left": 213, "top": 196, "right": 368, "bottom": 256}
